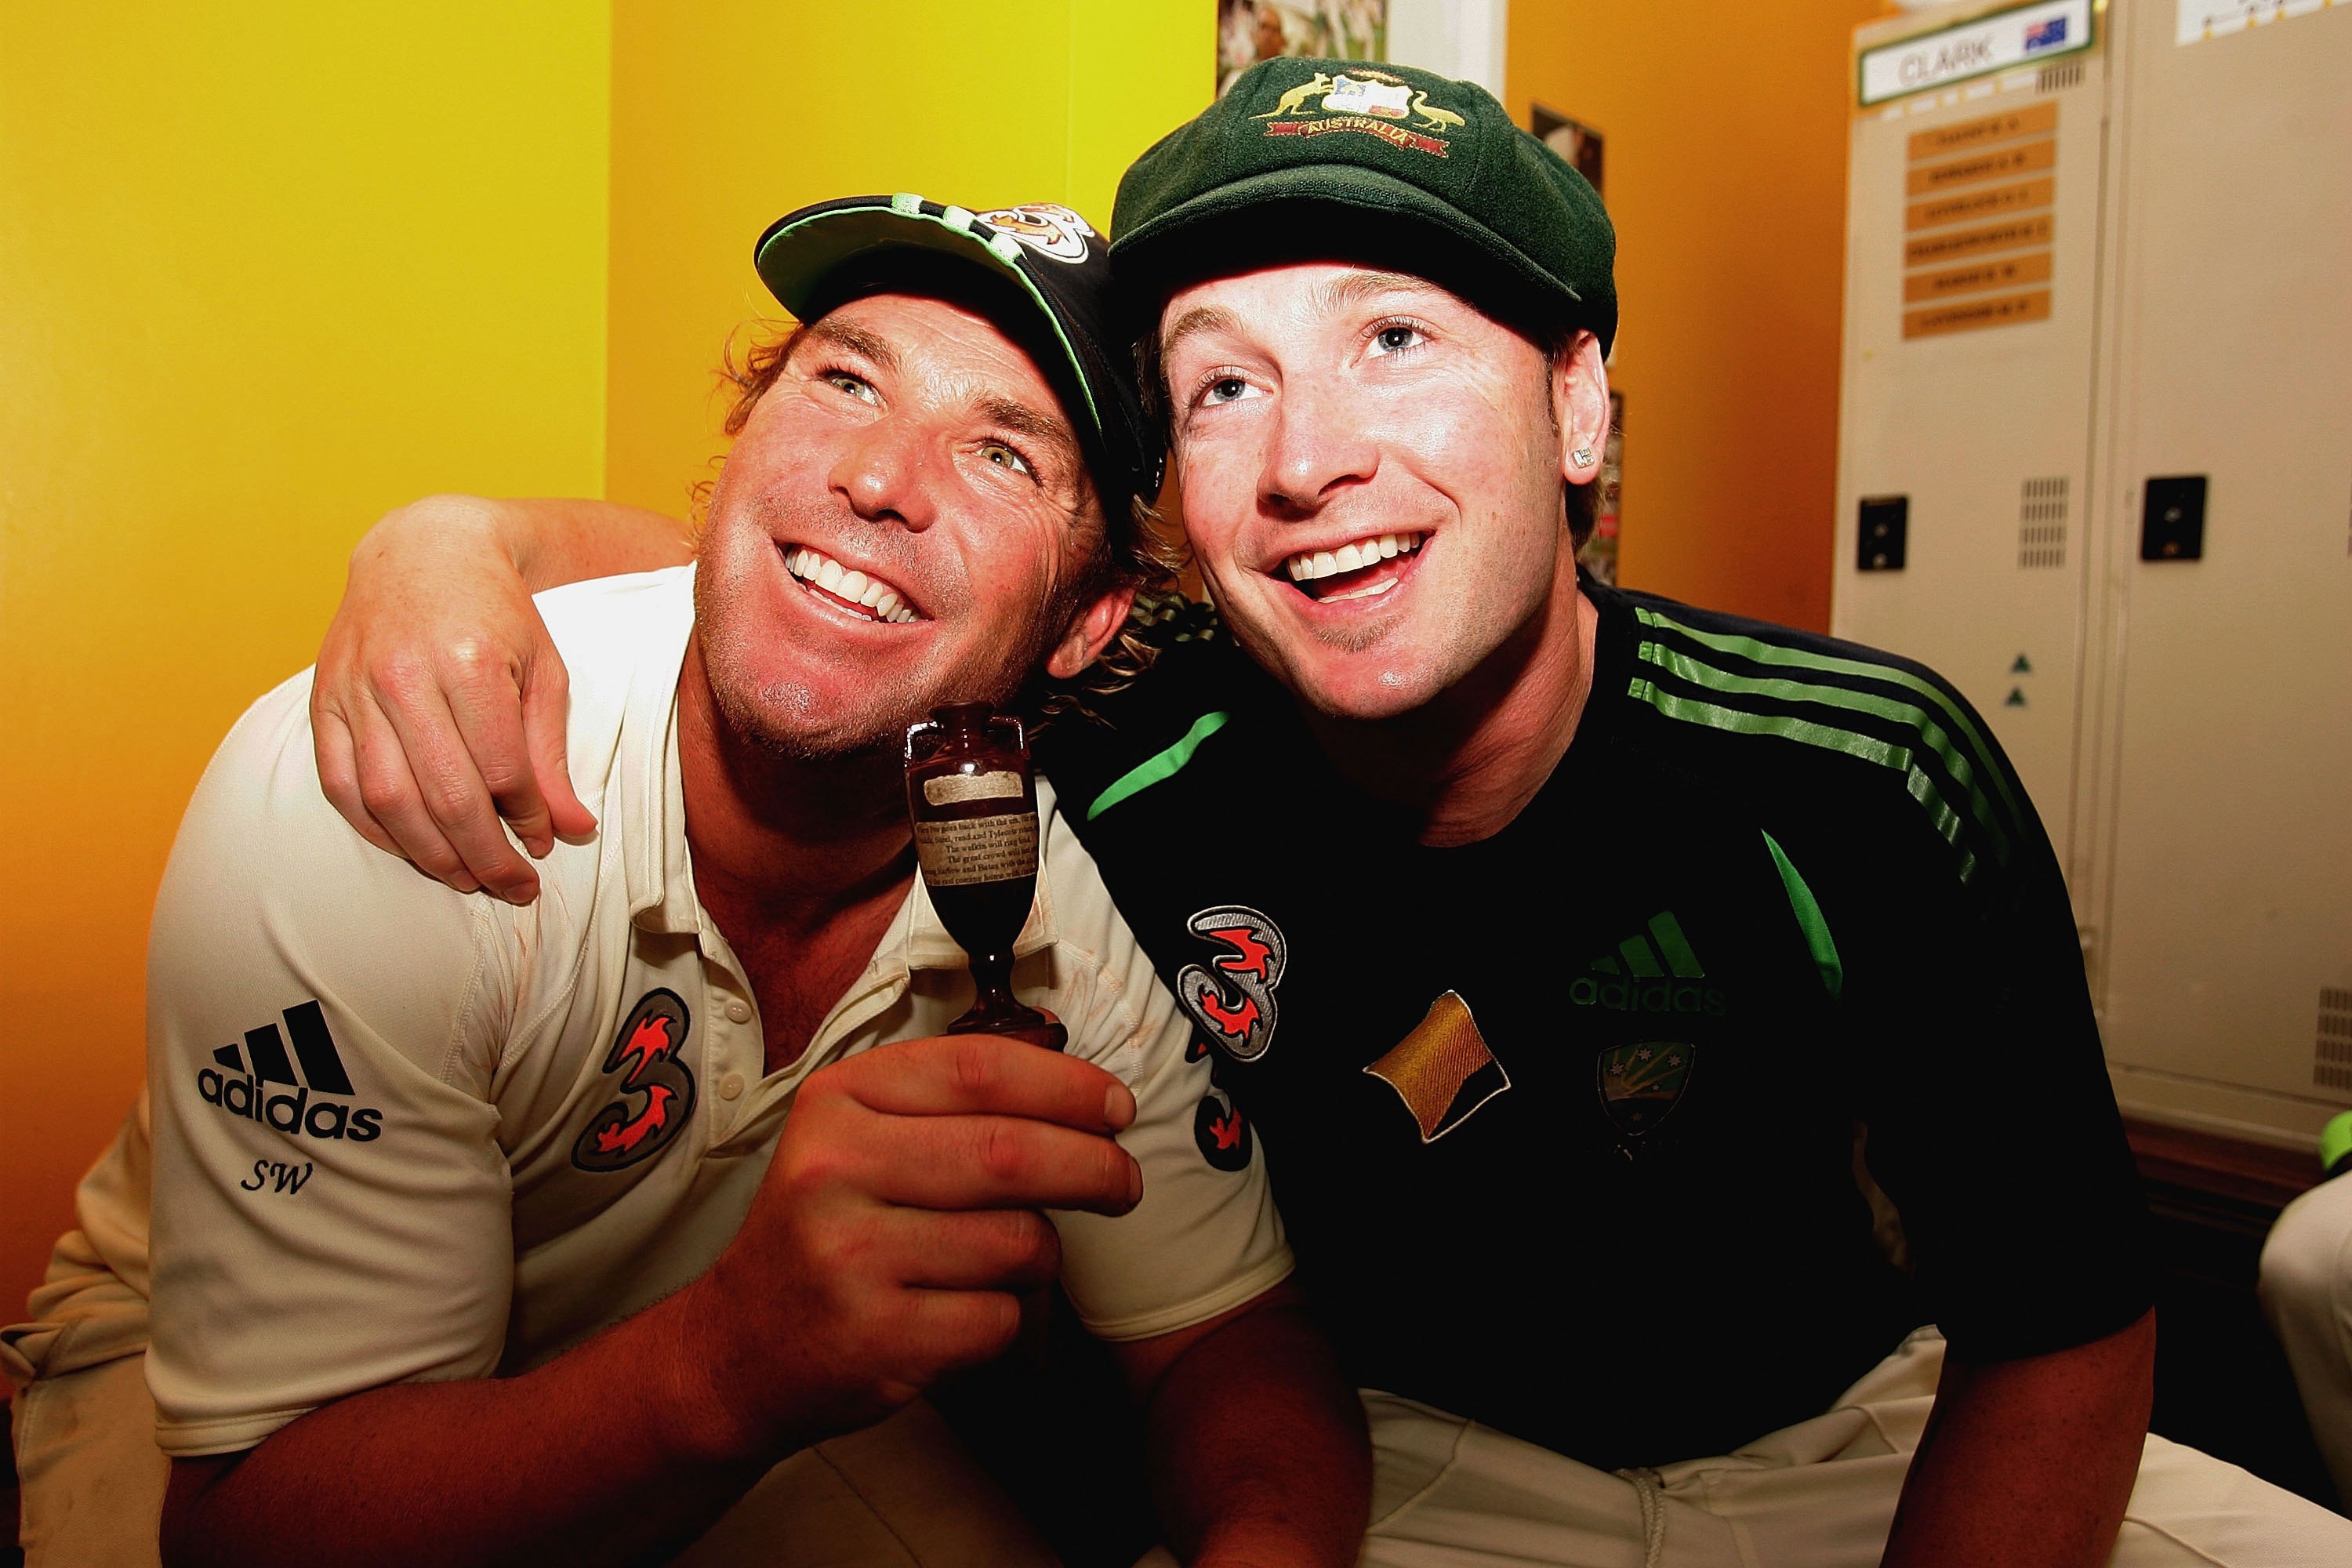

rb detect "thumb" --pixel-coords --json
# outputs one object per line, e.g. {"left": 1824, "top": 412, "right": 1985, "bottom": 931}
{"left": 522, "top": 652, "right": 597, "bottom": 844}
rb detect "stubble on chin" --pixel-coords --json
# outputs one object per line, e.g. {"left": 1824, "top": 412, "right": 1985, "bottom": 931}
{"left": 691, "top": 549, "right": 1071, "bottom": 764}
{"left": 691, "top": 542, "right": 925, "bottom": 763}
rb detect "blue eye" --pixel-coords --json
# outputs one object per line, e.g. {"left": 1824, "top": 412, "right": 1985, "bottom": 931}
{"left": 1203, "top": 376, "right": 1250, "bottom": 405}
{"left": 1371, "top": 323, "right": 1426, "bottom": 355}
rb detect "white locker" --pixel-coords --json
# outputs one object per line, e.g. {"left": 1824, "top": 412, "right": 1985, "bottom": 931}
{"left": 1832, "top": 0, "right": 2352, "bottom": 1149}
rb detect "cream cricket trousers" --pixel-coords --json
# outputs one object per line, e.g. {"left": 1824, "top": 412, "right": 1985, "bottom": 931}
{"left": 16, "top": 1316, "right": 2346, "bottom": 1566}
{"left": 1312, "top": 1328, "right": 2352, "bottom": 1568}
{"left": 2259, "top": 1172, "right": 2352, "bottom": 1504}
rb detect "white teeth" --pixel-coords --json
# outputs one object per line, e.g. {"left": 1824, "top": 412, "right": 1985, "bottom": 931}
{"left": 782, "top": 545, "right": 924, "bottom": 622}
{"left": 1283, "top": 531, "right": 1425, "bottom": 583}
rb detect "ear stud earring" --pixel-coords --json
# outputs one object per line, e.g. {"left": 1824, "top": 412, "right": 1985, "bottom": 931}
{"left": 1572, "top": 445, "right": 1595, "bottom": 467}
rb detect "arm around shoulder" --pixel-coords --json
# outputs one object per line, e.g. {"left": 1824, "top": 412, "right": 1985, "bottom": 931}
{"left": 312, "top": 493, "right": 691, "bottom": 903}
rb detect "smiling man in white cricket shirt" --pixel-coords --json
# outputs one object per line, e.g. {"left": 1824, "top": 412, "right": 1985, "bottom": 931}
{"left": 2, "top": 194, "right": 1371, "bottom": 1568}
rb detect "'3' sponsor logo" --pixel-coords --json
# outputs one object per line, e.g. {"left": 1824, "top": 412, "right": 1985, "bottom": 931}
{"left": 572, "top": 990, "right": 698, "bottom": 1172}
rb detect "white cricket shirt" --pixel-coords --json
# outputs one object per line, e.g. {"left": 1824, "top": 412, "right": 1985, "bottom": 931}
{"left": 145, "top": 567, "right": 1290, "bottom": 1457}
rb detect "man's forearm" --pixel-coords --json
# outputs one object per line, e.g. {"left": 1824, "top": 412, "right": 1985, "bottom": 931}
{"left": 1881, "top": 1310, "right": 2155, "bottom": 1568}
{"left": 1140, "top": 1293, "right": 1371, "bottom": 1568}
{"left": 488, "top": 496, "right": 697, "bottom": 590}
{"left": 163, "top": 1278, "right": 771, "bottom": 1568}
{"left": 164, "top": 1034, "right": 1143, "bottom": 1568}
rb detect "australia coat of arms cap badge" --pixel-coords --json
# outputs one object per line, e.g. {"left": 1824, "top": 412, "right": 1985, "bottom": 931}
{"left": 1248, "top": 65, "right": 1465, "bottom": 156}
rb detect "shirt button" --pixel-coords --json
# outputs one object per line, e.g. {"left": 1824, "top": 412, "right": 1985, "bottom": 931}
{"left": 720, "top": 1073, "right": 746, "bottom": 1102}
{"left": 724, "top": 999, "right": 753, "bottom": 1024}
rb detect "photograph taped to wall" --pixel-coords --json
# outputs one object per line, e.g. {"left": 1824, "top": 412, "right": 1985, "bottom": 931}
{"left": 1530, "top": 103, "right": 1604, "bottom": 195}
{"left": 1220, "top": 0, "right": 1388, "bottom": 96}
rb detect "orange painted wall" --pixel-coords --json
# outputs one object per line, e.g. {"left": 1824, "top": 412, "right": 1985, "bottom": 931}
{"left": 1510, "top": 1, "right": 1887, "bottom": 630}
{"left": 0, "top": 5, "right": 611, "bottom": 1331}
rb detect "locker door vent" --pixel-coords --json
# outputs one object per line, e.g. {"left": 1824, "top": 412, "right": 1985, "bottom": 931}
{"left": 2036, "top": 60, "right": 2085, "bottom": 93}
{"left": 2318, "top": 988, "right": 2352, "bottom": 1094}
{"left": 2019, "top": 477, "right": 2069, "bottom": 568}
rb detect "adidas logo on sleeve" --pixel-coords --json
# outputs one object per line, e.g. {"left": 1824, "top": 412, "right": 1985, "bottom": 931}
{"left": 1568, "top": 912, "right": 1728, "bottom": 1017}
{"left": 195, "top": 1000, "right": 385, "bottom": 1142}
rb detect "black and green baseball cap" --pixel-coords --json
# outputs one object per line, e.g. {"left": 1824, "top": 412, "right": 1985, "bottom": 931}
{"left": 753, "top": 194, "right": 1165, "bottom": 506}
{"left": 1112, "top": 59, "right": 1615, "bottom": 354}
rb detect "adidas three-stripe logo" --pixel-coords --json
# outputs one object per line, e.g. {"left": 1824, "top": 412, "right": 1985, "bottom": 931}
{"left": 1626, "top": 605, "right": 2029, "bottom": 887}
{"left": 195, "top": 999, "right": 385, "bottom": 1142}
{"left": 1570, "top": 912, "right": 1728, "bottom": 1016}
{"left": 1591, "top": 910, "right": 1706, "bottom": 980}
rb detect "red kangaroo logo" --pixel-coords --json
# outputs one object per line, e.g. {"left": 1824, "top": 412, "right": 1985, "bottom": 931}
{"left": 1176, "top": 906, "right": 1287, "bottom": 1062}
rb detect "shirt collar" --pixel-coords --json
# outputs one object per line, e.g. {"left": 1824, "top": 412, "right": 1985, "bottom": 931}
{"left": 623, "top": 572, "right": 1061, "bottom": 971}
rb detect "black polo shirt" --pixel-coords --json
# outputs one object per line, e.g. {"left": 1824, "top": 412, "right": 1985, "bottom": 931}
{"left": 1036, "top": 579, "right": 2150, "bottom": 1470}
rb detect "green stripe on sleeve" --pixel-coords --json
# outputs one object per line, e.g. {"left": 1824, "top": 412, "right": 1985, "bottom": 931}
{"left": 1083, "top": 710, "right": 1232, "bottom": 821}
{"left": 1628, "top": 679, "right": 1979, "bottom": 884}
{"left": 1635, "top": 606, "right": 2024, "bottom": 829}
{"left": 1761, "top": 830, "right": 1843, "bottom": 1002}
{"left": 1633, "top": 637, "right": 2014, "bottom": 869}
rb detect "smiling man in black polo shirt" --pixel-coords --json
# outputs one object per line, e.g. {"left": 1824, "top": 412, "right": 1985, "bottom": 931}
{"left": 278, "top": 57, "right": 2347, "bottom": 1567}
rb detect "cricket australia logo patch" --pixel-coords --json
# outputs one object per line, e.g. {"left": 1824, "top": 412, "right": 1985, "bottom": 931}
{"left": 573, "top": 989, "right": 697, "bottom": 1172}
{"left": 1249, "top": 66, "right": 1462, "bottom": 156}
{"left": 1596, "top": 1041, "right": 1696, "bottom": 1142}
{"left": 1174, "top": 906, "right": 1287, "bottom": 1063}
{"left": 1364, "top": 991, "right": 1511, "bottom": 1143}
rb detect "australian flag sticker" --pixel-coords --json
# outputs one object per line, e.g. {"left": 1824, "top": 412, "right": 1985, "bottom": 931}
{"left": 1595, "top": 1040, "right": 1695, "bottom": 1139}
{"left": 2024, "top": 16, "right": 2068, "bottom": 52}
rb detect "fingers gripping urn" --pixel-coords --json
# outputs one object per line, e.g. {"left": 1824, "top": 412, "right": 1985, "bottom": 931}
{"left": 905, "top": 704, "right": 1067, "bottom": 1050}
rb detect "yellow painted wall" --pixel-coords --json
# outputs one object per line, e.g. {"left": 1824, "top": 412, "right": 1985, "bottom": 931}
{"left": 0, "top": 0, "right": 1218, "bottom": 1345}
{"left": 1511, "top": 1, "right": 1886, "bottom": 631}
{"left": 2, "top": 0, "right": 1877, "bottom": 1342}
{"left": 604, "top": 0, "right": 1215, "bottom": 514}
{"left": 0, "top": 5, "right": 611, "bottom": 1323}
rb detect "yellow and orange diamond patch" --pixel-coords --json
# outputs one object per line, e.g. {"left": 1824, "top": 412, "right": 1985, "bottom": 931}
{"left": 1363, "top": 990, "right": 1512, "bottom": 1143}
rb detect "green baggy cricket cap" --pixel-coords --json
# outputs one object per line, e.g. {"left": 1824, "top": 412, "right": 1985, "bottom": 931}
{"left": 1112, "top": 59, "right": 1615, "bottom": 354}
